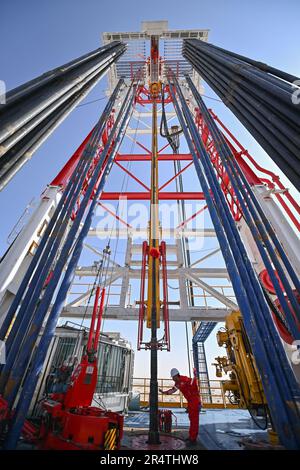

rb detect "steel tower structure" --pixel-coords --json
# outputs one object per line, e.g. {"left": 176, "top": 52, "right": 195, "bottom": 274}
{"left": 0, "top": 20, "right": 300, "bottom": 449}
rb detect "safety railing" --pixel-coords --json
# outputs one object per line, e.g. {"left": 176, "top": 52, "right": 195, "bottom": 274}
{"left": 132, "top": 377, "right": 238, "bottom": 409}
{"left": 190, "top": 284, "right": 236, "bottom": 309}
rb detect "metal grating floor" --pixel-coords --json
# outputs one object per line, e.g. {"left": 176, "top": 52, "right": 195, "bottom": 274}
{"left": 124, "top": 409, "right": 268, "bottom": 450}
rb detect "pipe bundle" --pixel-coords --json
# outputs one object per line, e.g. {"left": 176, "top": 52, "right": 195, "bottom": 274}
{"left": 0, "top": 78, "right": 136, "bottom": 448}
{"left": 0, "top": 41, "right": 126, "bottom": 190}
{"left": 183, "top": 39, "right": 300, "bottom": 191}
{"left": 168, "top": 72, "right": 300, "bottom": 449}
{"left": 185, "top": 73, "right": 300, "bottom": 339}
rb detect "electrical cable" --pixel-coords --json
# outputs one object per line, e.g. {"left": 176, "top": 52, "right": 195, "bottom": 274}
{"left": 76, "top": 96, "right": 107, "bottom": 108}
{"left": 159, "top": 84, "right": 182, "bottom": 153}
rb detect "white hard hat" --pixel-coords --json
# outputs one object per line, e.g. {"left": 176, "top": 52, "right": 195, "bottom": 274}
{"left": 170, "top": 368, "right": 180, "bottom": 378}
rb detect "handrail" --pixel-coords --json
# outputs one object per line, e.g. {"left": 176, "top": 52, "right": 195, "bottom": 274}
{"left": 132, "top": 377, "right": 238, "bottom": 409}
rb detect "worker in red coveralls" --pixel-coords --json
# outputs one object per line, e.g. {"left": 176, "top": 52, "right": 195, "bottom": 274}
{"left": 159, "top": 368, "right": 201, "bottom": 446}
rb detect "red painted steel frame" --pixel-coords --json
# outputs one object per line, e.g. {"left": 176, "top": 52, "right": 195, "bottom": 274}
{"left": 49, "top": 80, "right": 299, "bottom": 232}
{"left": 195, "top": 108, "right": 243, "bottom": 221}
{"left": 137, "top": 241, "right": 148, "bottom": 350}
{"left": 136, "top": 84, "right": 172, "bottom": 105}
{"left": 137, "top": 240, "right": 170, "bottom": 351}
{"left": 51, "top": 129, "right": 95, "bottom": 187}
{"left": 160, "top": 241, "right": 170, "bottom": 351}
{"left": 176, "top": 204, "right": 208, "bottom": 230}
{"left": 87, "top": 286, "right": 101, "bottom": 353}
{"left": 116, "top": 153, "right": 192, "bottom": 161}
{"left": 100, "top": 192, "right": 205, "bottom": 200}
{"left": 94, "top": 288, "right": 105, "bottom": 348}
{"left": 208, "top": 109, "right": 300, "bottom": 231}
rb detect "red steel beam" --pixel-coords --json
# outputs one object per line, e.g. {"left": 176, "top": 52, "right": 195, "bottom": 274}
{"left": 51, "top": 128, "right": 95, "bottom": 186}
{"left": 116, "top": 153, "right": 192, "bottom": 162}
{"left": 98, "top": 202, "right": 133, "bottom": 229}
{"left": 99, "top": 192, "right": 205, "bottom": 200}
{"left": 176, "top": 204, "right": 208, "bottom": 229}
{"left": 114, "top": 160, "right": 150, "bottom": 191}
{"left": 158, "top": 143, "right": 170, "bottom": 153}
{"left": 159, "top": 161, "right": 194, "bottom": 191}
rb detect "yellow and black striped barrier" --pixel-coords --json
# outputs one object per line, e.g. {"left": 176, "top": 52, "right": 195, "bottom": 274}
{"left": 104, "top": 427, "right": 118, "bottom": 450}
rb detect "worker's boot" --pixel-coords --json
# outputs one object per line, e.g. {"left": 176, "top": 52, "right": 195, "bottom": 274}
{"left": 185, "top": 438, "right": 197, "bottom": 447}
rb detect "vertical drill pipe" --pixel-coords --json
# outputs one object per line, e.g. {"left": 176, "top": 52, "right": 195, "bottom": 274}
{"left": 147, "top": 98, "right": 160, "bottom": 445}
{"left": 0, "top": 58, "right": 118, "bottom": 190}
{"left": 0, "top": 142, "right": 92, "bottom": 348}
{"left": 186, "top": 74, "right": 300, "bottom": 302}
{"left": 3, "top": 82, "right": 136, "bottom": 449}
{"left": 87, "top": 286, "right": 101, "bottom": 353}
{"left": 185, "top": 75, "right": 300, "bottom": 333}
{"left": 1, "top": 81, "right": 130, "bottom": 406}
{"left": 187, "top": 53, "right": 300, "bottom": 189}
{"left": 172, "top": 75, "right": 299, "bottom": 391}
{"left": 0, "top": 79, "right": 124, "bottom": 357}
{"left": 183, "top": 44, "right": 300, "bottom": 151}
{"left": 183, "top": 48, "right": 300, "bottom": 167}
{"left": 5, "top": 42, "right": 122, "bottom": 106}
{"left": 0, "top": 78, "right": 123, "bottom": 341}
{"left": 169, "top": 78, "right": 300, "bottom": 448}
{"left": 0, "top": 42, "right": 125, "bottom": 144}
{"left": 168, "top": 79, "right": 300, "bottom": 449}
{"left": 209, "top": 110, "right": 300, "bottom": 230}
{"left": 194, "top": 41, "right": 299, "bottom": 84}
{"left": 183, "top": 40, "right": 300, "bottom": 189}
{"left": 0, "top": 57, "right": 116, "bottom": 161}
{"left": 0, "top": 42, "right": 125, "bottom": 189}
{"left": 183, "top": 40, "right": 300, "bottom": 114}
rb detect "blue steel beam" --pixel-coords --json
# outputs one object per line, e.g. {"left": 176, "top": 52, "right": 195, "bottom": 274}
{"left": 192, "top": 322, "right": 217, "bottom": 344}
{"left": 185, "top": 74, "right": 300, "bottom": 339}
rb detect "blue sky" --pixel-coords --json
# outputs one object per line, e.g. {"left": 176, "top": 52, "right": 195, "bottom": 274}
{"left": 1, "top": 0, "right": 299, "bottom": 380}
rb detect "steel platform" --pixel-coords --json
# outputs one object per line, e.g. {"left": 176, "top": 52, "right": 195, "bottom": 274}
{"left": 124, "top": 408, "right": 269, "bottom": 450}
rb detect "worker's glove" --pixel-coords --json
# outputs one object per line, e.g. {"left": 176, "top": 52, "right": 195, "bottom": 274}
{"left": 193, "top": 367, "right": 198, "bottom": 377}
{"left": 159, "top": 388, "right": 164, "bottom": 394}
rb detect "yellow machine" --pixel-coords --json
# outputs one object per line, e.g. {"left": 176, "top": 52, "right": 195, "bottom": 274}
{"left": 213, "top": 311, "right": 269, "bottom": 422}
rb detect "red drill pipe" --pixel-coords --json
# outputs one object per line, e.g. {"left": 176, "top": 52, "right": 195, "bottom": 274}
{"left": 87, "top": 285, "right": 101, "bottom": 353}
{"left": 94, "top": 288, "right": 105, "bottom": 351}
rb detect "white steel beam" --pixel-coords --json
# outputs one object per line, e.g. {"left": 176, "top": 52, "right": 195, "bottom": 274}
{"left": 0, "top": 186, "right": 61, "bottom": 304}
{"left": 61, "top": 305, "right": 228, "bottom": 322}
{"left": 87, "top": 227, "right": 217, "bottom": 237}
{"left": 185, "top": 272, "right": 238, "bottom": 310}
{"left": 74, "top": 266, "right": 230, "bottom": 279}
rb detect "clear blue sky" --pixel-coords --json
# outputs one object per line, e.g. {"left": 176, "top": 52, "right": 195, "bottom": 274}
{"left": 1, "top": 0, "right": 299, "bottom": 380}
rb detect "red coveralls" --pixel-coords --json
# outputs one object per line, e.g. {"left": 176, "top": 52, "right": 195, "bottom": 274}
{"left": 175, "top": 375, "right": 200, "bottom": 441}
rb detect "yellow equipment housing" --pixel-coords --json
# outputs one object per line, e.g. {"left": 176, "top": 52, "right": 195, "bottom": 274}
{"left": 213, "top": 310, "right": 268, "bottom": 410}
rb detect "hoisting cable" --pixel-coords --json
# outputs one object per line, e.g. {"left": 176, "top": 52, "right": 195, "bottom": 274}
{"left": 96, "top": 102, "right": 140, "bottom": 392}
{"left": 159, "top": 84, "right": 182, "bottom": 153}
